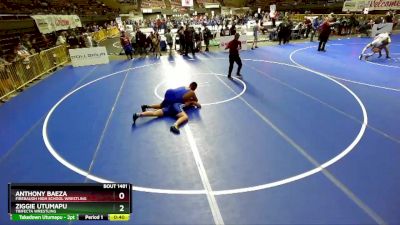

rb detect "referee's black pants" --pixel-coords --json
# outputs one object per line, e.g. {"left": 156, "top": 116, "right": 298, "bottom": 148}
{"left": 228, "top": 54, "right": 242, "bottom": 77}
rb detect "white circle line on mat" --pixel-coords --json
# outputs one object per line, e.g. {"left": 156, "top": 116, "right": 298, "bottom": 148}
{"left": 42, "top": 58, "right": 367, "bottom": 195}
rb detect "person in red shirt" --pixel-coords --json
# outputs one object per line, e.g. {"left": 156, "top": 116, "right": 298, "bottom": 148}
{"left": 120, "top": 31, "right": 133, "bottom": 59}
{"left": 225, "top": 33, "right": 243, "bottom": 79}
{"left": 318, "top": 17, "right": 336, "bottom": 52}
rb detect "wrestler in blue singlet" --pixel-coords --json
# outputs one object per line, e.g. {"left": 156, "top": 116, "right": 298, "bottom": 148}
{"left": 163, "top": 86, "right": 189, "bottom": 105}
{"left": 161, "top": 87, "right": 189, "bottom": 116}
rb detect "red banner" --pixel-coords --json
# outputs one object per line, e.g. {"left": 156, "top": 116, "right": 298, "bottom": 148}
{"left": 369, "top": 0, "right": 400, "bottom": 9}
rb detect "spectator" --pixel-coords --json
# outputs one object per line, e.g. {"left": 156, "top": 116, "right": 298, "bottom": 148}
{"left": 130, "top": 32, "right": 137, "bottom": 54}
{"left": 152, "top": 31, "right": 161, "bottom": 57}
{"left": 41, "top": 34, "right": 51, "bottom": 49}
{"left": 147, "top": 32, "right": 154, "bottom": 53}
{"left": 0, "top": 56, "right": 13, "bottom": 92}
{"left": 29, "top": 38, "right": 40, "bottom": 53}
{"left": 21, "top": 34, "right": 33, "bottom": 53}
{"left": 385, "top": 11, "right": 393, "bottom": 23}
{"left": 56, "top": 32, "right": 67, "bottom": 46}
{"left": 14, "top": 43, "right": 31, "bottom": 69}
{"left": 203, "top": 26, "right": 212, "bottom": 52}
{"left": 230, "top": 23, "right": 236, "bottom": 36}
{"left": 310, "top": 15, "right": 321, "bottom": 42}
{"left": 220, "top": 25, "right": 230, "bottom": 36}
{"left": 358, "top": 18, "right": 370, "bottom": 37}
{"left": 338, "top": 17, "right": 345, "bottom": 35}
{"left": 184, "top": 25, "right": 195, "bottom": 56}
{"left": 78, "top": 34, "right": 86, "bottom": 48}
{"left": 277, "top": 19, "right": 290, "bottom": 45}
{"left": 178, "top": 26, "right": 185, "bottom": 55}
{"left": 304, "top": 16, "right": 312, "bottom": 38}
{"left": 83, "top": 33, "right": 93, "bottom": 48}
{"left": 270, "top": 11, "right": 277, "bottom": 27}
{"left": 164, "top": 28, "right": 173, "bottom": 54}
{"left": 67, "top": 32, "right": 79, "bottom": 49}
{"left": 0, "top": 56, "right": 11, "bottom": 69}
{"left": 251, "top": 20, "right": 259, "bottom": 50}
{"left": 287, "top": 18, "right": 293, "bottom": 43}
{"left": 349, "top": 13, "right": 358, "bottom": 35}
{"left": 120, "top": 31, "right": 133, "bottom": 60}
{"left": 195, "top": 28, "right": 203, "bottom": 52}
{"left": 136, "top": 29, "right": 146, "bottom": 55}
{"left": 374, "top": 16, "right": 384, "bottom": 24}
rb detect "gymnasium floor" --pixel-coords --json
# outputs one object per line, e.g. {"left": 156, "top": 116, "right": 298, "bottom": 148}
{"left": 1, "top": 34, "right": 399, "bottom": 225}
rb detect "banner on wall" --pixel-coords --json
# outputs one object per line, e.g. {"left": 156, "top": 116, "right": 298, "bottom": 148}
{"left": 219, "top": 35, "right": 248, "bottom": 51}
{"left": 182, "top": 0, "right": 193, "bottom": 7}
{"left": 342, "top": 0, "right": 367, "bottom": 11}
{"left": 31, "top": 15, "right": 53, "bottom": 34}
{"left": 221, "top": 7, "right": 231, "bottom": 15}
{"left": 343, "top": 0, "right": 400, "bottom": 11}
{"left": 270, "top": 4, "right": 276, "bottom": 12}
{"left": 69, "top": 47, "right": 109, "bottom": 67}
{"left": 368, "top": 0, "right": 400, "bottom": 10}
{"left": 31, "top": 15, "right": 82, "bottom": 34}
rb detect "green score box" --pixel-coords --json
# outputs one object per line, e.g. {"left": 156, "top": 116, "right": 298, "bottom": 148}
{"left": 11, "top": 214, "right": 129, "bottom": 221}
{"left": 11, "top": 214, "right": 78, "bottom": 221}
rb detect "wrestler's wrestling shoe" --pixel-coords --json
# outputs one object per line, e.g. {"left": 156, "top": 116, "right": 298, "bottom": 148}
{"left": 170, "top": 125, "right": 180, "bottom": 134}
{"left": 132, "top": 113, "right": 139, "bottom": 124}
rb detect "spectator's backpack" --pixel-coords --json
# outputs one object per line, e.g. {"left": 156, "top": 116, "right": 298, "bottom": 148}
{"left": 160, "top": 40, "right": 167, "bottom": 51}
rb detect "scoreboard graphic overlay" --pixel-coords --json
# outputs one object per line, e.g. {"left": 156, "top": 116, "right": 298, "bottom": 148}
{"left": 8, "top": 183, "right": 132, "bottom": 221}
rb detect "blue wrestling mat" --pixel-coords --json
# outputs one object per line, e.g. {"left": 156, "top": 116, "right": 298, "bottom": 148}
{"left": 1, "top": 34, "right": 399, "bottom": 225}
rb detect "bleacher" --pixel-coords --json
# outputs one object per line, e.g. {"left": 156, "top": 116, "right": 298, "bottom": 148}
{"left": 141, "top": 0, "right": 166, "bottom": 9}
{"left": 0, "top": 35, "right": 20, "bottom": 59}
{"left": 0, "top": 0, "right": 30, "bottom": 14}
{"left": 0, "top": 0, "right": 115, "bottom": 16}
{"left": 197, "top": 0, "right": 219, "bottom": 8}
{"left": 169, "top": 0, "right": 181, "bottom": 9}
{"left": 253, "top": 0, "right": 270, "bottom": 10}
{"left": 0, "top": 32, "right": 55, "bottom": 61}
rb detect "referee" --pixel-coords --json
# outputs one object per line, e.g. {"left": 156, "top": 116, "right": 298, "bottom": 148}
{"left": 225, "top": 33, "right": 243, "bottom": 79}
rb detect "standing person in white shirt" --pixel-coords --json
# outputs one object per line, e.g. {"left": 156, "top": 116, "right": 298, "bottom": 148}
{"left": 251, "top": 20, "right": 259, "bottom": 50}
{"left": 270, "top": 11, "right": 277, "bottom": 27}
{"left": 83, "top": 33, "right": 93, "bottom": 48}
{"left": 56, "top": 32, "right": 67, "bottom": 46}
{"left": 164, "top": 28, "right": 173, "bottom": 55}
